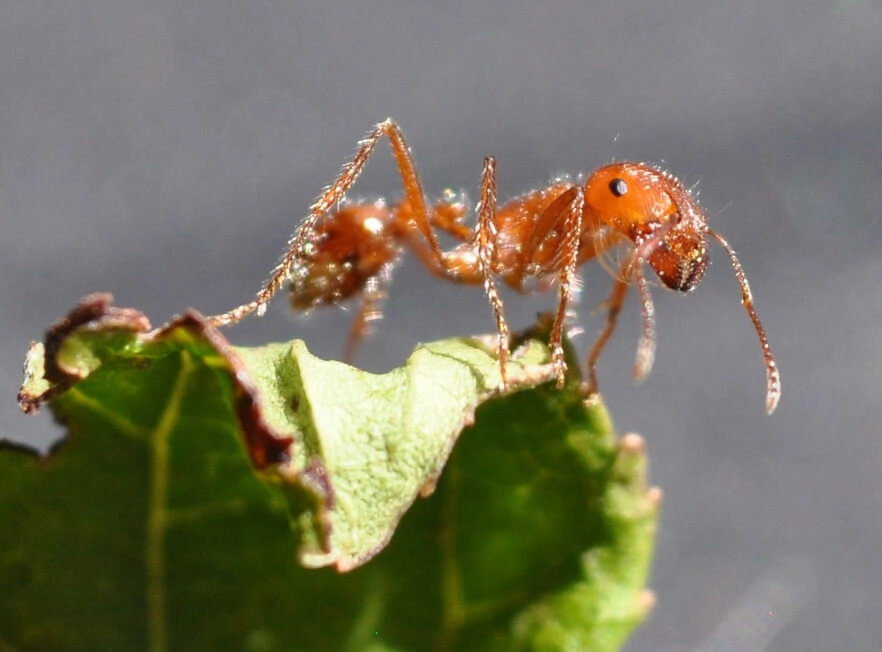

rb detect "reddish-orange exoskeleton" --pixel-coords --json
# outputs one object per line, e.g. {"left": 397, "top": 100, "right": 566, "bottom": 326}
{"left": 209, "top": 119, "right": 781, "bottom": 413}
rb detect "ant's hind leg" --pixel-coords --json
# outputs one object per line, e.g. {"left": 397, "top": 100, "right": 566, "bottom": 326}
{"left": 209, "top": 119, "right": 444, "bottom": 327}
{"left": 208, "top": 298, "right": 263, "bottom": 328}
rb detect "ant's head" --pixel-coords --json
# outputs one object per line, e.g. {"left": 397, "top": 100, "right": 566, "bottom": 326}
{"left": 586, "top": 161, "right": 780, "bottom": 413}
{"left": 645, "top": 220, "right": 709, "bottom": 292}
{"left": 586, "top": 162, "right": 709, "bottom": 292}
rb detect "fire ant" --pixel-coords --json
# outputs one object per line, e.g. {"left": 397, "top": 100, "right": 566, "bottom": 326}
{"left": 208, "top": 119, "right": 781, "bottom": 413}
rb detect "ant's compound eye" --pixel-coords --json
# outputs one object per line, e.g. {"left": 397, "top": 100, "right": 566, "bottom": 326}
{"left": 609, "top": 178, "right": 628, "bottom": 197}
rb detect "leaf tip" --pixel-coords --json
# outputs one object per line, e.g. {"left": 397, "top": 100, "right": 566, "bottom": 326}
{"left": 18, "top": 340, "right": 48, "bottom": 414}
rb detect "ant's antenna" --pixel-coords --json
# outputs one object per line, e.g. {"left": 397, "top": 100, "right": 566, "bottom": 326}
{"left": 706, "top": 228, "right": 781, "bottom": 413}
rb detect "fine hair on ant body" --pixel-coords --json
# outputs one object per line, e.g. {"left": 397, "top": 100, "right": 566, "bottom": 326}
{"left": 209, "top": 118, "right": 781, "bottom": 413}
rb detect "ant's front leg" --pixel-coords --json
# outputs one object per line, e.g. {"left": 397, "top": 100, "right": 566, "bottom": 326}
{"left": 583, "top": 258, "right": 657, "bottom": 398}
{"left": 631, "top": 263, "right": 656, "bottom": 383}
{"left": 585, "top": 276, "right": 630, "bottom": 398}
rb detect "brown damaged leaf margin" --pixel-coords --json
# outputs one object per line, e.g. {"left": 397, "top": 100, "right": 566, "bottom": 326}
{"left": 18, "top": 294, "right": 149, "bottom": 414}
{"left": 17, "top": 292, "right": 292, "bottom": 469}
{"left": 17, "top": 294, "right": 560, "bottom": 573}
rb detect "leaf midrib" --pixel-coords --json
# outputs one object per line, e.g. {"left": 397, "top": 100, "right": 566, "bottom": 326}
{"left": 146, "top": 350, "right": 194, "bottom": 652}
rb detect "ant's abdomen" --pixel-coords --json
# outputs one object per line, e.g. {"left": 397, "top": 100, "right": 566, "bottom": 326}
{"left": 289, "top": 204, "right": 399, "bottom": 309}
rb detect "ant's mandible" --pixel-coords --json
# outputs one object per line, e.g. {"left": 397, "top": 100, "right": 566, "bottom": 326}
{"left": 209, "top": 119, "right": 781, "bottom": 413}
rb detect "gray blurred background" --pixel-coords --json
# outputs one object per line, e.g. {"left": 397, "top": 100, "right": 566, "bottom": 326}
{"left": 2, "top": 2, "right": 880, "bottom": 650}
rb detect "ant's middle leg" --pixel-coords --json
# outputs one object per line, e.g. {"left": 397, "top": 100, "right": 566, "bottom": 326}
{"left": 209, "top": 118, "right": 445, "bottom": 327}
{"left": 474, "top": 157, "right": 512, "bottom": 389}
{"left": 398, "top": 192, "right": 477, "bottom": 279}
{"left": 499, "top": 183, "right": 584, "bottom": 387}
{"left": 430, "top": 190, "right": 472, "bottom": 242}
{"left": 546, "top": 188, "right": 585, "bottom": 388}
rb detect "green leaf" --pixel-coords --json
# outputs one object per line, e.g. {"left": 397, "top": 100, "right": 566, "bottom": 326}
{"left": 234, "top": 335, "right": 554, "bottom": 571}
{"left": 2, "top": 293, "right": 658, "bottom": 651}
